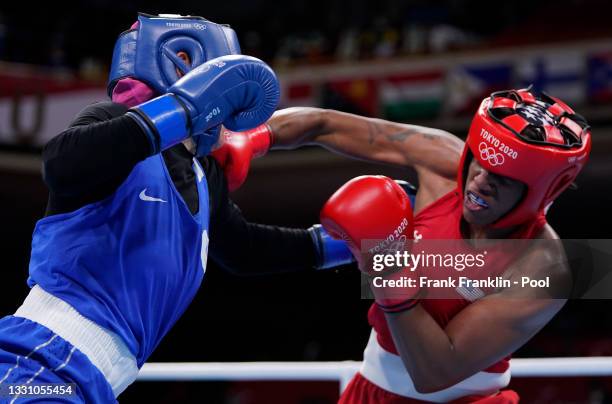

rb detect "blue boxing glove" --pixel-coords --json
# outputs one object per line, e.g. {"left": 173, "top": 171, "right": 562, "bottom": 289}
{"left": 196, "top": 125, "right": 222, "bottom": 157}
{"left": 127, "top": 55, "right": 280, "bottom": 156}
{"left": 308, "top": 224, "right": 355, "bottom": 270}
{"left": 395, "top": 179, "right": 417, "bottom": 208}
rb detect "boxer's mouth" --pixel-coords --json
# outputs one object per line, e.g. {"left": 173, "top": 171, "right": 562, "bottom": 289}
{"left": 465, "top": 190, "right": 489, "bottom": 211}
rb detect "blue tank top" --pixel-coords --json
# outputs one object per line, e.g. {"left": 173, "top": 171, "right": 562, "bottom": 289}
{"left": 28, "top": 154, "right": 209, "bottom": 367}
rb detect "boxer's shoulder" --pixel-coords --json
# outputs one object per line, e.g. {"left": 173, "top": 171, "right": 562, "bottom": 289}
{"left": 69, "top": 101, "right": 128, "bottom": 127}
{"left": 534, "top": 223, "right": 559, "bottom": 240}
{"left": 529, "top": 224, "right": 568, "bottom": 271}
{"left": 505, "top": 223, "right": 572, "bottom": 296}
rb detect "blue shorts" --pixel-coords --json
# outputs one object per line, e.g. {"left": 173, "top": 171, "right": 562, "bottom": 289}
{"left": 0, "top": 316, "right": 116, "bottom": 403}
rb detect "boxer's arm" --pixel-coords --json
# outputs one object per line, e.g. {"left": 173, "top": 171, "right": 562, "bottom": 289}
{"left": 43, "top": 101, "right": 154, "bottom": 215}
{"left": 384, "top": 243, "right": 571, "bottom": 393}
{"left": 204, "top": 157, "right": 318, "bottom": 274}
{"left": 268, "top": 108, "right": 464, "bottom": 203}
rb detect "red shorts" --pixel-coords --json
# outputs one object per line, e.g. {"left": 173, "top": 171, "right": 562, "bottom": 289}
{"left": 338, "top": 372, "right": 519, "bottom": 404}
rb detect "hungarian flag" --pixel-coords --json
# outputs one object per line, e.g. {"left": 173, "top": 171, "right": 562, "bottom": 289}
{"left": 379, "top": 71, "right": 444, "bottom": 121}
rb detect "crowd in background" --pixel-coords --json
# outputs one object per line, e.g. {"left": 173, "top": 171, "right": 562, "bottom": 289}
{"left": 0, "top": 0, "right": 610, "bottom": 79}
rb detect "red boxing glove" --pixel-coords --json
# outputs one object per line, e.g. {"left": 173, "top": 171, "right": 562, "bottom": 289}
{"left": 320, "top": 175, "right": 419, "bottom": 312}
{"left": 211, "top": 124, "right": 272, "bottom": 191}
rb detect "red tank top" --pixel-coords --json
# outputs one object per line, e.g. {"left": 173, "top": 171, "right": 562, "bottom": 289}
{"left": 367, "top": 188, "right": 547, "bottom": 373}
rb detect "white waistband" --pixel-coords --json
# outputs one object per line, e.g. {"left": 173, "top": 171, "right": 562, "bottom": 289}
{"left": 14, "top": 285, "right": 138, "bottom": 397}
{"left": 360, "top": 329, "right": 511, "bottom": 402}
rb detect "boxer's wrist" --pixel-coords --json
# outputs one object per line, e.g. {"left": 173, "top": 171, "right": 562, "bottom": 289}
{"left": 308, "top": 224, "right": 355, "bottom": 270}
{"left": 246, "top": 124, "right": 273, "bottom": 158}
{"left": 369, "top": 267, "right": 421, "bottom": 313}
{"left": 376, "top": 298, "right": 419, "bottom": 314}
{"left": 127, "top": 94, "right": 190, "bottom": 154}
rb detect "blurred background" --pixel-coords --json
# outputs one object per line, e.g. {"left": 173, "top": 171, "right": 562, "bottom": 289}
{"left": 1, "top": 0, "right": 612, "bottom": 402}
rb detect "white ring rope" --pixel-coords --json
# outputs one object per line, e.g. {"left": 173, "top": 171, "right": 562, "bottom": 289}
{"left": 138, "top": 357, "right": 612, "bottom": 391}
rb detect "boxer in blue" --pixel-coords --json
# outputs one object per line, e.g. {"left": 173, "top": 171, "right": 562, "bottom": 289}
{"left": 0, "top": 14, "right": 353, "bottom": 403}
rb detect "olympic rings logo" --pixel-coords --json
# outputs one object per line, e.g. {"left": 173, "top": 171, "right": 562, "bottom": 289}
{"left": 384, "top": 235, "right": 408, "bottom": 255}
{"left": 479, "top": 142, "right": 505, "bottom": 166}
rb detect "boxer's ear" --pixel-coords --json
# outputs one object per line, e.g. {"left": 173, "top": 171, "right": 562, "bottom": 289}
{"left": 176, "top": 52, "right": 191, "bottom": 77}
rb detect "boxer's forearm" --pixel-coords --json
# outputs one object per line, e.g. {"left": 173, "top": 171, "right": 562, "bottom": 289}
{"left": 386, "top": 303, "right": 523, "bottom": 394}
{"left": 209, "top": 212, "right": 317, "bottom": 275}
{"left": 385, "top": 289, "right": 564, "bottom": 393}
{"left": 207, "top": 164, "right": 317, "bottom": 275}
{"left": 269, "top": 108, "right": 463, "bottom": 179}
{"left": 268, "top": 107, "right": 328, "bottom": 150}
{"left": 384, "top": 306, "right": 473, "bottom": 393}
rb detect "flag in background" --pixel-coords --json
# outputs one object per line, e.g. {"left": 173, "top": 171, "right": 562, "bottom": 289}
{"left": 379, "top": 71, "right": 444, "bottom": 121}
{"left": 445, "top": 63, "right": 513, "bottom": 115}
{"left": 587, "top": 52, "right": 612, "bottom": 104}
{"left": 279, "top": 82, "right": 319, "bottom": 108}
{"left": 322, "top": 78, "right": 378, "bottom": 116}
{"left": 515, "top": 52, "right": 585, "bottom": 104}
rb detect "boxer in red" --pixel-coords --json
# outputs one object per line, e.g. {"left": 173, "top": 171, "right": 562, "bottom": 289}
{"left": 211, "top": 88, "right": 591, "bottom": 403}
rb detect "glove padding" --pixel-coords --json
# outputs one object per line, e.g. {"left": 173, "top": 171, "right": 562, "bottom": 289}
{"left": 128, "top": 55, "right": 280, "bottom": 156}
{"left": 171, "top": 55, "right": 280, "bottom": 134}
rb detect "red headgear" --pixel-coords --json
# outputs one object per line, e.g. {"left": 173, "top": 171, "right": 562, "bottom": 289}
{"left": 458, "top": 88, "right": 591, "bottom": 228}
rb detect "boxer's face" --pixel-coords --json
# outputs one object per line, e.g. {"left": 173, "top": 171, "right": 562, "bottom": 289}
{"left": 462, "top": 159, "right": 525, "bottom": 226}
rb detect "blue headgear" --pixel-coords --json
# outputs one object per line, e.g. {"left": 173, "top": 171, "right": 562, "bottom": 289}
{"left": 107, "top": 13, "right": 241, "bottom": 96}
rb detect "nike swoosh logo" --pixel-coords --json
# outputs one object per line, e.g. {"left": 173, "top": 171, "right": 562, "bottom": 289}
{"left": 139, "top": 188, "right": 167, "bottom": 203}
